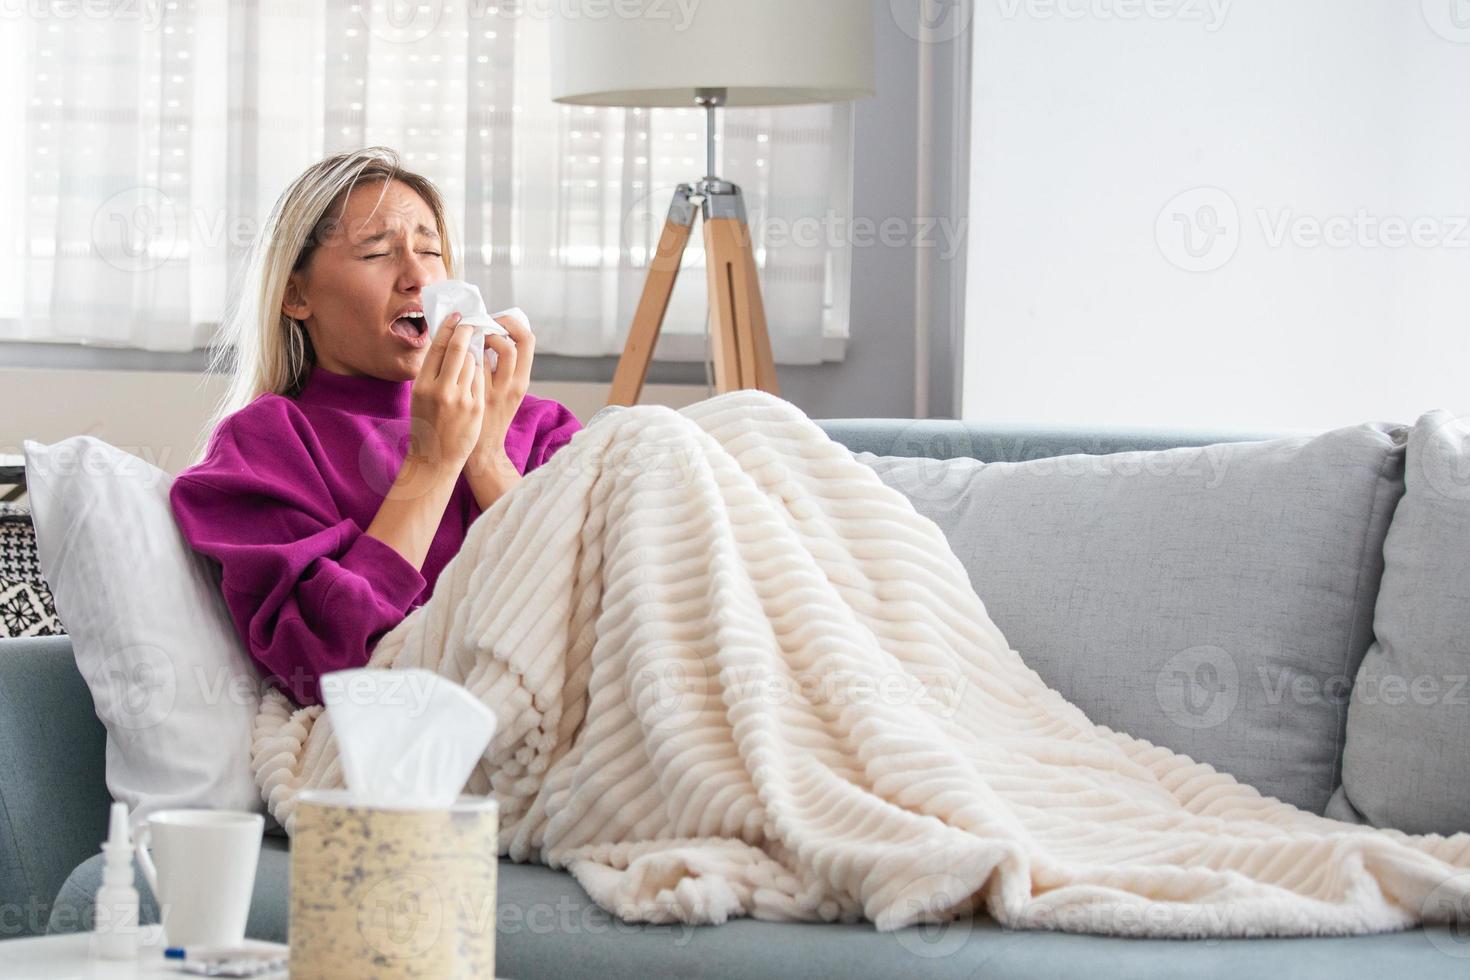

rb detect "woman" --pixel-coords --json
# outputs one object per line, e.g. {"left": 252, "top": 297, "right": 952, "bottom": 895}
{"left": 169, "top": 147, "right": 581, "bottom": 708}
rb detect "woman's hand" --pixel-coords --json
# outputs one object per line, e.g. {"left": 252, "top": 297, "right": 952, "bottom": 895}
{"left": 407, "top": 312, "right": 485, "bottom": 475}
{"left": 465, "top": 312, "right": 535, "bottom": 507}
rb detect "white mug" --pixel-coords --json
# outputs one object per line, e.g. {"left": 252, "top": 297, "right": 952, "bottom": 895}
{"left": 133, "top": 809, "right": 264, "bottom": 948}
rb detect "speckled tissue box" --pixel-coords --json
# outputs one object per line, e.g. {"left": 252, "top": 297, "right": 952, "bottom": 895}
{"left": 288, "top": 790, "right": 499, "bottom": 978}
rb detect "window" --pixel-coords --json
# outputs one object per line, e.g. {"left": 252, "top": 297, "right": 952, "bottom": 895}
{"left": 0, "top": 4, "right": 852, "bottom": 366}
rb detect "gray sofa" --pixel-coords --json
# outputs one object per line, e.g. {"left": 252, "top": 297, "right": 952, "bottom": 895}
{"left": 3, "top": 416, "right": 1468, "bottom": 978}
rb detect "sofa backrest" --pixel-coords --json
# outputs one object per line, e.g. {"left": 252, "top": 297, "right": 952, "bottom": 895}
{"left": 815, "top": 419, "right": 1284, "bottom": 463}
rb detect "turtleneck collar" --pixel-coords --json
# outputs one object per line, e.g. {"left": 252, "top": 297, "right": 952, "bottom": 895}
{"left": 294, "top": 363, "right": 413, "bottom": 418}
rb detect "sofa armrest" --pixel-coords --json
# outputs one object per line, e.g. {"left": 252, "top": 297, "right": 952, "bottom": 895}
{"left": 0, "top": 635, "right": 110, "bottom": 939}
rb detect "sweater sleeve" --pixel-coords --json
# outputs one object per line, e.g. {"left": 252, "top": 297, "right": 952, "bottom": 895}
{"left": 167, "top": 402, "right": 426, "bottom": 707}
{"left": 525, "top": 396, "right": 583, "bottom": 473}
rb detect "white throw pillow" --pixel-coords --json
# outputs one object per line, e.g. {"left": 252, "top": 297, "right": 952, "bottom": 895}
{"left": 23, "top": 436, "right": 265, "bottom": 832}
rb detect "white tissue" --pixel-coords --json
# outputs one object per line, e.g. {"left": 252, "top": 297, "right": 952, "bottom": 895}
{"left": 320, "top": 668, "right": 498, "bottom": 809}
{"left": 421, "top": 279, "right": 530, "bottom": 373}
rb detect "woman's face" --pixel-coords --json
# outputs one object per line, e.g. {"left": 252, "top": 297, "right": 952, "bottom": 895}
{"left": 283, "top": 178, "right": 446, "bottom": 381}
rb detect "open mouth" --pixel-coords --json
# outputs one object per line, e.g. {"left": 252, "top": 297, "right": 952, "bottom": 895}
{"left": 390, "top": 311, "right": 428, "bottom": 346}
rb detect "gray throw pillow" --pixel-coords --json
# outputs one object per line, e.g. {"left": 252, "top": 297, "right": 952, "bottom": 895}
{"left": 1338, "top": 410, "right": 1470, "bottom": 835}
{"left": 855, "top": 422, "right": 1406, "bottom": 814}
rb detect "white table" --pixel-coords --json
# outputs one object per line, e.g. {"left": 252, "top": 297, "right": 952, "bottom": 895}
{"left": 0, "top": 926, "right": 288, "bottom": 979}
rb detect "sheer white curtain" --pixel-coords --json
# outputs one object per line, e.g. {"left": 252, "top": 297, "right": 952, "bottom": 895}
{"left": 0, "top": 2, "right": 853, "bottom": 364}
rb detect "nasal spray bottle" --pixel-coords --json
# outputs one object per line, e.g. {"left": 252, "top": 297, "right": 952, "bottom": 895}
{"left": 93, "top": 801, "right": 140, "bottom": 959}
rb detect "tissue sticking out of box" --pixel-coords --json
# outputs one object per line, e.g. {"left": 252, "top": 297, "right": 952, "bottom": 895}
{"left": 421, "top": 279, "right": 530, "bottom": 373}
{"left": 320, "top": 668, "right": 497, "bottom": 809}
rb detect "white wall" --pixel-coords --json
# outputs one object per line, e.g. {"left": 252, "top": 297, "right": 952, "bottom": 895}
{"left": 963, "top": 0, "right": 1470, "bottom": 432}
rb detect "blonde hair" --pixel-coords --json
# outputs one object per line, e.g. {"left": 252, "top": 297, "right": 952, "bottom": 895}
{"left": 191, "top": 146, "right": 458, "bottom": 465}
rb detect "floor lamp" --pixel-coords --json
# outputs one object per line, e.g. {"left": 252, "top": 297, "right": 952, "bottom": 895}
{"left": 548, "top": 0, "right": 876, "bottom": 407}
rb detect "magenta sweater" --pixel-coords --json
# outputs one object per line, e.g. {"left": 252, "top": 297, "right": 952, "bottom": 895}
{"left": 168, "top": 363, "right": 582, "bottom": 707}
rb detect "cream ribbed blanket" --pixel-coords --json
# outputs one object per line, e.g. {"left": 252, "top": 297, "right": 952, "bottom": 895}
{"left": 251, "top": 389, "right": 1470, "bottom": 938}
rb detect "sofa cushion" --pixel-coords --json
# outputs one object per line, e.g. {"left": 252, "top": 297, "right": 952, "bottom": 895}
{"left": 1337, "top": 410, "right": 1470, "bottom": 835}
{"left": 855, "top": 422, "right": 1407, "bottom": 814}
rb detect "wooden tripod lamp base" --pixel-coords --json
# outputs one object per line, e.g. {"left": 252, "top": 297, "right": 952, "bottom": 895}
{"left": 606, "top": 179, "right": 780, "bottom": 407}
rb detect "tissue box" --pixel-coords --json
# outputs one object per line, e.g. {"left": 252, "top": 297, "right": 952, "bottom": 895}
{"left": 288, "top": 789, "right": 499, "bottom": 978}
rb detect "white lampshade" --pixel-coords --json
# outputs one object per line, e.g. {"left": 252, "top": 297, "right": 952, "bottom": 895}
{"left": 548, "top": 0, "right": 875, "bottom": 108}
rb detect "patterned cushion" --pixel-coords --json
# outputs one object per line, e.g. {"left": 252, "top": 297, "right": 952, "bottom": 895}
{"left": 0, "top": 504, "right": 66, "bottom": 638}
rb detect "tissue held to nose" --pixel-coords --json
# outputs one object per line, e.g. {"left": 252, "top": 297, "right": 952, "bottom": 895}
{"left": 421, "top": 279, "right": 531, "bottom": 373}
{"left": 320, "top": 668, "right": 498, "bottom": 809}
